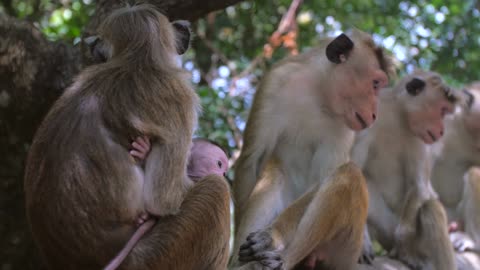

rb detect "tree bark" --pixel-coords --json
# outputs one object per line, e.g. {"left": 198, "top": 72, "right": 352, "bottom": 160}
{"left": 0, "top": 0, "right": 243, "bottom": 269}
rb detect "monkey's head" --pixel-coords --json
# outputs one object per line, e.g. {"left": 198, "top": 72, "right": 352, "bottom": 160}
{"left": 187, "top": 138, "right": 229, "bottom": 182}
{"left": 398, "top": 70, "right": 458, "bottom": 144}
{"left": 85, "top": 4, "right": 191, "bottom": 64}
{"left": 326, "top": 30, "right": 395, "bottom": 131}
{"left": 462, "top": 83, "right": 480, "bottom": 149}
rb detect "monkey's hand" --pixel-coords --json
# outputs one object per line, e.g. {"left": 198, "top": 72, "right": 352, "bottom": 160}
{"left": 130, "top": 136, "right": 151, "bottom": 162}
{"left": 358, "top": 231, "right": 375, "bottom": 264}
{"left": 450, "top": 231, "right": 476, "bottom": 252}
{"left": 239, "top": 230, "right": 283, "bottom": 270}
{"left": 359, "top": 247, "right": 375, "bottom": 265}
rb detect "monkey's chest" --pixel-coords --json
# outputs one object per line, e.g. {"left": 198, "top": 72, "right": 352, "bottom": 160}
{"left": 364, "top": 152, "right": 408, "bottom": 212}
{"left": 277, "top": 141, "right": 351, "bottom": 197}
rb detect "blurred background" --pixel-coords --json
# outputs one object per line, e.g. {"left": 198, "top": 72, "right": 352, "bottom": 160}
{"left": 1, "top": 0, "right": 479, "bottom": 268}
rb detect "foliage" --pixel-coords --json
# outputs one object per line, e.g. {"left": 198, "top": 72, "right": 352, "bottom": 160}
{"left": 2, "top": 0, "right": 480, "bottom": 164}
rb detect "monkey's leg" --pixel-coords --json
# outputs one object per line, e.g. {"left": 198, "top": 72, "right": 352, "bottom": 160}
{"left": 417, "top": 200, "right": 458, "bottom": 270}
{"left": 281, "top": 162, "right": 368, "bottom": 269}
{"left": 395, "top": 196, "right": 456, "bottom": 270}
{"left": 456, "top": 251, "right": 480, "bottom": 270}
{"left": 119, "top": 175, "right": 231, "bottom": 270}
{"left": 230, "top": 169, "right": 288, "bottom": 269}
{"left": 354, "top": 256, "right": 411, "bottom": 270}
{"left": 462, "top": 170, "right": 480, "bottom": 250}
{"left": 240, "top": 162, "right": 368, "bottom": 270}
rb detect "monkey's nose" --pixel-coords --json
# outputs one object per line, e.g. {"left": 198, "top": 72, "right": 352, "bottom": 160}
{"left": 372, "top": 113, "right": 376, "bottom": 121}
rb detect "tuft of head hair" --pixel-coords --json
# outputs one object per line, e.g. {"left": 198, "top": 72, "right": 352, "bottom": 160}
{"left": 462, "top": 81, "right": 480, "bottom": 109}
{"left": 402, "top": 70, "right": 459, "bottom": 104}
{"left": 98, "top": 3, "right": 176, "bottom": 65}
{"left": 349, "top": 29, "right": 397, "bottom": 79}
{"left": 193, "top": 137, "right": 230, "bottom": 158}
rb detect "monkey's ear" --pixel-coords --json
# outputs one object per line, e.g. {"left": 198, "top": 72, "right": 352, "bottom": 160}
{"left": 326, "top": 33, "right": 354, "bottom": 64}
{"left": 172, "top": 20, "right": 191, "bottom": 55}
{"left": 84, "top": 35, "right": 110, "bottom": 63}
{"left": 406, "top": 78, "right": 426, "bottom": 96}
{"left": 463, "top": 89, "right": 475, "bottom": 109}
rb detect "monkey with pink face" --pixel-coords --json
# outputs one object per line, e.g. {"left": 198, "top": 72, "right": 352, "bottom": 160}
{"left": 105, "top": 136, "right": 230, "bottom": 270}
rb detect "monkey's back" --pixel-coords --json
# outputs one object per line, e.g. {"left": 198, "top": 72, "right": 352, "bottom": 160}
{"left": 24, "top": 64, "right": 198, "bottom": 269}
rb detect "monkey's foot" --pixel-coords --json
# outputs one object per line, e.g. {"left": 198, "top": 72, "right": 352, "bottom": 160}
{"left": 136, "top": 213, "right": 150, "bottom": 226}
{"left": 389, "top": 249, "right": 422, "bottom": 270}
{"left": 358, "top": 241, "right": 375, "bottom": 264}
{"left": 239, "top": 251, "right": 283, "bottom": 270}
{"left": 450, "top": 232, "right": 476, "bottom": 252}
{"left": 239, "top": 230, "right": 283, "bottom": 269}
{"left": 358, "top": 251, "right": 375, "bottom": 264}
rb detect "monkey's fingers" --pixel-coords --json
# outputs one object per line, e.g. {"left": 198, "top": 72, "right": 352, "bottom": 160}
{"left": 137, "top": 136, "right": 151, "bottom": 149}
{"left": 239, "top": 242, "right": 271, "bottom": 258}
{"left": 358, "top": 252, "right": 374, "bottom": 264}
{"left": 453, "top": 237, "right": 475, "bottom": 252}
{"left": 240, "top": 251, "right": 283, "bottom": 270}
{"left": 130, "top": 150, "right": 147, "bottom": 160}
{"left": 244, "top": 230, "right": 273, "bottom": 247}
{"left": 132, "top": 141, "right": 147, "bottom": 152}
{"left": 131, "top": 142, "right": 148, "bottom": 157}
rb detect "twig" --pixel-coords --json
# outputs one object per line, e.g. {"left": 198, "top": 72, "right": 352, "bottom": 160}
{"left": 229, "top": 0, "right": 303, "bottom": 96}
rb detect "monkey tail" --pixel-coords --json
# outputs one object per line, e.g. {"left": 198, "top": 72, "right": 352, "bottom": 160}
{"left": 417, "top": 199, "right": 456, "bottom": 270}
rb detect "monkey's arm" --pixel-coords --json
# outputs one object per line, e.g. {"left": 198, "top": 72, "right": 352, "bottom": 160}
{"left": 121, "top": 175, "right": 231, "bottom": 269}
{"left": 394, "top": 188, "right": 424, "bottom": 244}
{"left": 143, "top": 142, "right": 191, "bottom": 216}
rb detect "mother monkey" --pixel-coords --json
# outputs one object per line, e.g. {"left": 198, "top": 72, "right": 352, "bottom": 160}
{"left": 24, "top": 4, "right": 230, "bottom": 270}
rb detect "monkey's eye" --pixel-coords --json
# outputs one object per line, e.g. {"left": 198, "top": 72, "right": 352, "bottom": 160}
{"left": 217, "top": 160, "right": 223, "bottom": 168}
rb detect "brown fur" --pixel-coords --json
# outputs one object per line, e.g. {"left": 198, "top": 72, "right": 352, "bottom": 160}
{"left": 24, "top": 4, "right": 230, "bottom": 269}
{"left": 230, "top": 30, "right": 394, "bottom": 270}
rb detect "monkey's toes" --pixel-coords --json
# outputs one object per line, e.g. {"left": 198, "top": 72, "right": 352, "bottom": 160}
{"left": 136, "top": 213, "right": 150, "bottom": 226}
{"left": 241, "top": 230, "right": 273, "bottom": 251}
{"left": 241, "top": 251, "right": 283, "bottom": 270}
{"left": 358, "top": 250, "right": 375, "bottom": 264}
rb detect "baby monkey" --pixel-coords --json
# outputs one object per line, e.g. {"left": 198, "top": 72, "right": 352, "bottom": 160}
{"left": 105, "top": 137, "right": 229, "bottom": 270}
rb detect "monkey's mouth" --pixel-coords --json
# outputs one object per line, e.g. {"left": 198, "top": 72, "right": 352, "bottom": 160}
{"left": 188, "top": 174, "right": 202, "bottom": 182}
{"left": 355, "top": 112, "right": 368, "bottom": 129}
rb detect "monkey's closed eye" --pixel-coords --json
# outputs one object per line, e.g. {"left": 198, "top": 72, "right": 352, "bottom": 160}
{"left": 217, "top": 160, "right": 223, "bottom": 168}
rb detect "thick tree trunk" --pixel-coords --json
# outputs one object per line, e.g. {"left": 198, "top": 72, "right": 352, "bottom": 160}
{"left": 0, "top": 0, "right": 243, "bottom": 269}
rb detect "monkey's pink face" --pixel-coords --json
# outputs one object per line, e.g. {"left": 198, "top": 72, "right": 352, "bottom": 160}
{"left": 338, "top": 69, "right": 389, "bottom": 131}
{"left": 408, "top": 98, "right": 455, "bottom": 144}
{"left": 187, "top": 143, "right": 229, "bottom": 182}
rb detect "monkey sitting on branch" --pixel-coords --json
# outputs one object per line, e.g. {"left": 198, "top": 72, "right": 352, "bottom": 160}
{"left": 229, "top": 29, "right": 395, "bottom": 270}
{"left": 351, "top": 70, "right": 460, "bottom": 270}
{"left": 24, "top": 4, "right": 230, "bottom": 270}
